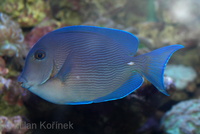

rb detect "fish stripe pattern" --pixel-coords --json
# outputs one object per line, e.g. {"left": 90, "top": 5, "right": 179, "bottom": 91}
{"left": 55, "top": 32, "right": 133, "bottom": 101}
{"left": 18, "top": 26, "right": 184, "bottom": 105}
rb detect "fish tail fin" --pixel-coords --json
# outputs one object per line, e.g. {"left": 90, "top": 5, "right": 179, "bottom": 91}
{"left": 132, "top": 45, "right": 184, "bottom": 95}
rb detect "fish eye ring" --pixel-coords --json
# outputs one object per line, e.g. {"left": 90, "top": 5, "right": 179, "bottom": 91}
{"left": 34, "top": 50, "right": 46, "bottom": 60}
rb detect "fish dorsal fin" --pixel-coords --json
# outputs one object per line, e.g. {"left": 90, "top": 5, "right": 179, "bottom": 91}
{"left": 54, "top": 25, "right": 139, "bottom": 56}
{"left": 93, "top": 72, "right": 144, "bottom": 103}
{"left": 55, "top": 52, "right": 73, "bottom": 82}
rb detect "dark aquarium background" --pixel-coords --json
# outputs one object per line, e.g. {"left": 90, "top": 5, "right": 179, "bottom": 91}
{"left": 0, "top": 0, "right": 199, "bottom": 134}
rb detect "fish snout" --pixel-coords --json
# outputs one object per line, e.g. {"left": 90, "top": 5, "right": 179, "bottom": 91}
{"left": 18, "top": 76, "right": 31, "bottom": 89}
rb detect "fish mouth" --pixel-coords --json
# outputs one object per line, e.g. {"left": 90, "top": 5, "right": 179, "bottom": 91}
{"left": 18, "top": 76, "right": 32, "bottom": 89}
{"left": 20, "top": 82, "right": 32, "bottom": 89}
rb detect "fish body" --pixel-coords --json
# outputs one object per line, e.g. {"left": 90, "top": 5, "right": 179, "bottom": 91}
{"left": 18, "top": 26, "right": 184, "bottom": 105}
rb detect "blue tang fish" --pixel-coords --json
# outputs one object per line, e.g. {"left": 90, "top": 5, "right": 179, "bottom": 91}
{"left": 18, "top": 26, "right": 184, "bottom": 105}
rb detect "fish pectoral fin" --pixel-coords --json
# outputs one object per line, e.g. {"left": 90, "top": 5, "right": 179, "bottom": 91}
{"left": 55, "top": 52, "right": 73, "bottom": 82}
{"left": 93, "top": 72, "right": 144, "bottom": 103}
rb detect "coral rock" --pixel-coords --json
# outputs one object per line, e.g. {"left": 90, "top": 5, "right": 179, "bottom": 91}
{"left": 0, "top": 0, "right": 50, "bottom": 27}
{"left": 162, "top": 99, "right": 200, "bottom": 134}
{"left": 25, "top": 19, "right": 64, "bottom": 47}
{"left": 0, "top": 13, "right": 28, "bottom": 57}
{"left": 0, "top": 115, "right": 29, "bottom": 134}
{"left": 164, "top": 64, "right": 197, "bottom": 90}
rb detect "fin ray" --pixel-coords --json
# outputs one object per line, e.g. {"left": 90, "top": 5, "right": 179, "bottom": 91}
{"left": 54, "top": 25, "right": 139, "bottom": 56}
{"left": 56, "top": 52, "right": 73, "bottom": 82}
{"left": 133, "top": 45, "right": 184, "bottom": 95}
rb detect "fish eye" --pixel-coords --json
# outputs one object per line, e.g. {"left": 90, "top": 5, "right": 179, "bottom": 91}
{"left": 34, "top": 50, "right": 46, "bottom": 60}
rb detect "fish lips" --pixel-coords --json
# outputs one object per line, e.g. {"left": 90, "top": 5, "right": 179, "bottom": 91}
{"left": 18, "top": 76, "right": 32, "bottom": 89}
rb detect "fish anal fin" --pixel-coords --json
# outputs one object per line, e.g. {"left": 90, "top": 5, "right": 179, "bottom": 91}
{"left": 93, "top": 72, "right": 144, "bottom": 103}
{"left": 66, "top": 101, "right": 93, "bottom": 105}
